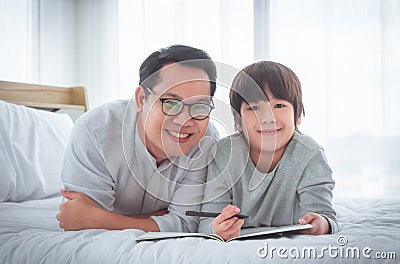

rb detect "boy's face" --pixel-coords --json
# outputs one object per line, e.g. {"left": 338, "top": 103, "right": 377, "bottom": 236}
{"left": 136, "top": 63, "right": 212, "bottom": 163}
{"left": 238, "top": 93, "right": 300, "bottom": 160}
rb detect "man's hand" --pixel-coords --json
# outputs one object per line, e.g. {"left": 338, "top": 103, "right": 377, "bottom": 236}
{"left": 212, "top": 205, "right": 244, "bottom": 241}
{"left": 58, "top": 189, "right": 102, "bottom": 231}
{"left": 298, "top": 212, "right": 331, "bottom": 235}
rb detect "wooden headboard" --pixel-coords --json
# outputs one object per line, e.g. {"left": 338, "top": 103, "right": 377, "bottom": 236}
{"left": 0, "top": 81, "right": 88, "bottom": 111}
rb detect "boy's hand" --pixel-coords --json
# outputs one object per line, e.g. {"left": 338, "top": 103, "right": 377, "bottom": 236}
{"left": 212, "top": 205, "right": 244, "bottom": 241}
{"left": 298, "top": 212, "right": 331, "bottom": 235}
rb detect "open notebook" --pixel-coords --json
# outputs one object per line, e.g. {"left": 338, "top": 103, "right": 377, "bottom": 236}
{"left": 136, "top": 224, "right": 313, "bottom": 242}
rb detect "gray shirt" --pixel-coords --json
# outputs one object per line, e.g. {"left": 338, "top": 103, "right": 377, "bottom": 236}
{"left": 198, "top": 131, "right": 338, "bottom": 234}
{"left": 61, "top": 100, "right": 218, "bottom": 232}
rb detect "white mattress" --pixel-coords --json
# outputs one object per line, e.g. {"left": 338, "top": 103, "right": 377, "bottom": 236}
{"left": 1, "top": 197, "right": 399, "bottom": 263}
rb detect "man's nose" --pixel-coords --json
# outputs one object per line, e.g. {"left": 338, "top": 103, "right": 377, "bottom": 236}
{"left": 172, "top": 106, "right": 195, "bottom": 126}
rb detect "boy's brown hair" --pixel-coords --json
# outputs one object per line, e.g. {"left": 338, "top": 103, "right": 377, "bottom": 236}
{"left": 229, "top": 61, "right": 305, "bottom": 130}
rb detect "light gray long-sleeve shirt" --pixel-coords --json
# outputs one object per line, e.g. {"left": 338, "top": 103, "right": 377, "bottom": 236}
{"left": 61, "top": 100, "right": 218, "bottom": 232}
{"left": 198, "top": 131, "right": 338, "bottom": 234}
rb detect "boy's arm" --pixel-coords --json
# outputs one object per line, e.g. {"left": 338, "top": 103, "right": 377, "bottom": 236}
{"left": 149, "top": 168, "right": 206, "bottom": 232}
{"left": 148, "top": 123, "right": 221, "bottom": 233}
{"left": 297, "top": 148, "right": 339, "bottom": 234}
{"left": 298, "top": 212, "right": 331, "bottom": 235}
{"left": 197, "top": 156, "right": 233, "bottom": 234}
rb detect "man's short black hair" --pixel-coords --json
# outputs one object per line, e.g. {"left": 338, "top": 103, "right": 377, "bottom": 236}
{"left": 139, "top": 45, "right": 217, "bottom": 96}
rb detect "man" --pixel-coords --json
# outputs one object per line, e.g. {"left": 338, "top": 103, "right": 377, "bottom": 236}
{"left": 58, "top": 45, "right": 219, "bottom": 232}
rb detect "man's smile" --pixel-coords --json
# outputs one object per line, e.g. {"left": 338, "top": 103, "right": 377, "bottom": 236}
{"left": 165, "top": 129, "right": 195, "bottom": 143}
{"left": 166, "top": 129, "right": 191, "bottom": 138}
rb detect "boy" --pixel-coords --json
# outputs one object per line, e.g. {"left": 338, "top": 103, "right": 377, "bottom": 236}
{"left": 198, "top": 61, "right": 338, "bottom": 241}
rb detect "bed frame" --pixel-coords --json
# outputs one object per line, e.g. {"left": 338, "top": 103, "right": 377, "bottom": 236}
{"left": 0, "top": 81, "right": 88, "bottom": 111}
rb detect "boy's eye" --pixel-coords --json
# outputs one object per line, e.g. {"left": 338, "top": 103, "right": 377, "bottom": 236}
{"left": 274, "top": 104, "right": 285, "bottom": 109}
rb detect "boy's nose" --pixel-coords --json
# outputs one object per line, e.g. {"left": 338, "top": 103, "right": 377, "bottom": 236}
{"left": 258, "top": 109, "right": 275, "bottom": 124}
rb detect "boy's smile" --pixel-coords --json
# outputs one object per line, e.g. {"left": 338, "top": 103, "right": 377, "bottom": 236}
{"left": 257, "top": 126, "right": 281, "bottom": 136}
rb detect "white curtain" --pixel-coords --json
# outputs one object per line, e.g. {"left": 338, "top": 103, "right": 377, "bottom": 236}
{"left": 117, "top": 0, "right": 253, "bottom": 112}
{"left": 258, "top": 0, "right": 400, "bottom": 198}
{"left": 1, "top": 0, "right": 399, "bottom": 198}
{"left": 73, "top": 0, "right": 120, "bottom": 108}
{"left": 0, "top": 0, "right": 77, "bottom": 85}
{"left": 117, "top": 0, "right": 253, "bottom": 139}
{"left": 0, "top": 0, "right": 35, "bottom": 82}
{"left": 1, "top": 0, "right": 253, "bottom": 108}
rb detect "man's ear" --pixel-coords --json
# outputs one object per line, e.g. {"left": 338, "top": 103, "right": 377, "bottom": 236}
{"left": 135, "top": 86, "right": 145, "bottom": 112}
{"left": 236, "top": 122, "right": 243, "bottom": 132}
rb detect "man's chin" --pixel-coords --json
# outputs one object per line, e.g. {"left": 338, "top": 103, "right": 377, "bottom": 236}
{"left": 164, "top": 145, "right": 195, "bottom": 158}
{"left": 162, "top": 134, "right": 199, "bottom": 157}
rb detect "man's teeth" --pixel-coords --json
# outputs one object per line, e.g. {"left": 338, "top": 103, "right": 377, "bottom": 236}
{"left": 168, "top": 130, "right": 190, "bottom": 138}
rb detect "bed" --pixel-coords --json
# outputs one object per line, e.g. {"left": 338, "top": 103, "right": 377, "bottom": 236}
{"left": 0, "top": 81, "right": 399, "bottom": 263}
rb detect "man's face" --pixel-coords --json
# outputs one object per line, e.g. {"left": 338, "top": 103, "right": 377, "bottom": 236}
{"left": 136, "top": 63, "right": 212, "bottom": 163}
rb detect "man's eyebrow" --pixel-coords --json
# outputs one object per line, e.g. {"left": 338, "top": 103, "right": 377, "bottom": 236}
{"left": 195, "top": 97, "right": 212, "bottom": 103}
{"left": 162, "top": 92, "right": 182, "bottom": 99}
{"left": 161, "top": 93, "right": 211, "bottom": 103}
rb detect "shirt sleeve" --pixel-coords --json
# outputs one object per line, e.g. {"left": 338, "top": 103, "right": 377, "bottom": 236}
{"left": 61, "top": 117, "right": 116, "bottom": 211}
{"left": 151, "top": 122, "right": 220, "bottom": 233}
{"left": 297, "top": 148, "right": 339, "bottom": 233}
{"left": 197, "top": 153, "right": 233, "bottom": 234}
{"left": 150, "top": 167, "right": 205, "bottom": 232}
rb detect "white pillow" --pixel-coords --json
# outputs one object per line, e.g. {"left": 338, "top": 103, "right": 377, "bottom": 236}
{"left": 0, "top": 100, "right": 74, "bottom": 202}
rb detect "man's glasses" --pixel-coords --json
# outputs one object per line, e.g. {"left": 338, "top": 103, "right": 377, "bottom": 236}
{"left": 146, "top": 87, "right": 214, "bottom": 120}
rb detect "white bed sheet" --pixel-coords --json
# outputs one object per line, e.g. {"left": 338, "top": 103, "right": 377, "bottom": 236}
{"left": 1, "top": 197, "right": 399, "bottom": 263}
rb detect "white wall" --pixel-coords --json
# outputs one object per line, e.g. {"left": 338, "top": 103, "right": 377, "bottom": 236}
{"left": 0, "top": 0, "right": 31, "bottom": 82}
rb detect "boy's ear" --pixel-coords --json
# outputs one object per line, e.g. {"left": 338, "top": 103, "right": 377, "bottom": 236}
{"left": 235, "top": 118, "right": 243, "bottom": 132}
{"left": 233, "top": 113, "right": 243, "bottom": 132}
{"left": 135, "top": 86, "right": 145, "bottom": 112}
{"left": 296, "top": 117, "right": 302, "bottom": 126}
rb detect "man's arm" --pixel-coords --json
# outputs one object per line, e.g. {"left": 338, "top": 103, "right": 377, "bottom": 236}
{"left": 61, "top": 116, "right": 117, "bottom": 211}
{"left": 58, "top": 190, "right": 163, "bottom": 231}
{"left": 59, "top": 116, "right": 164, "bottom": 232}
{"left": 128, "top": 209, "right": 168, "bottom": 219}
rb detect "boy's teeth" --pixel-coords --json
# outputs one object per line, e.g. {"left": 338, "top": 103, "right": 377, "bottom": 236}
{"left": 168, "top": 130, "right": 190, "bottom": 138}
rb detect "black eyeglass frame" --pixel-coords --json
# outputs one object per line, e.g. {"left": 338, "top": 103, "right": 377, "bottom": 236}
{"left": 146, "top": 87, "right": 215, "bottom": 121}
